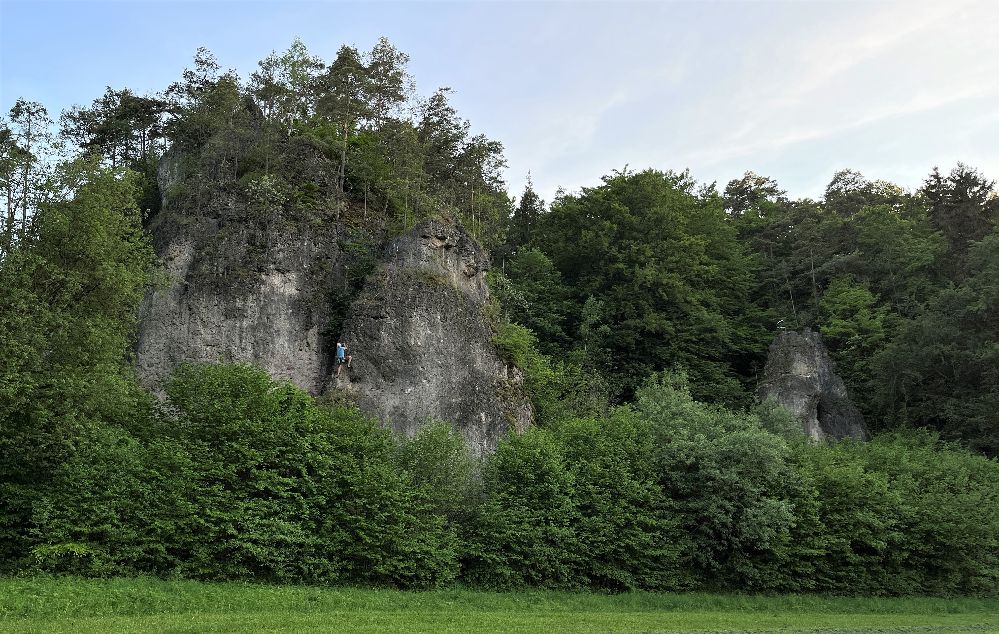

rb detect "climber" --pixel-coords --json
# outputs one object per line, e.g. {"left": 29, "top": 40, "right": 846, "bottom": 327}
{"left": 335, "top": 341, "right": 353, "bottom": 378}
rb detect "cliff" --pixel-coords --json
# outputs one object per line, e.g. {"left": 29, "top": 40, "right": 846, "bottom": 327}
{"left": 135, "top": 148, "right": 347, "bottom": 394}
{"left": 329, "top": 218, "right": 533, "bottom": 456}
{"left": 135, "top": 149, "right": 531, "bottom": 453}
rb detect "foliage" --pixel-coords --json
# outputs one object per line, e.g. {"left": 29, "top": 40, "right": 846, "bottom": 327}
{"left": 162, "top": 363, "right": 459, "bottom": 587}
{"left": 636, "top": 373, "right": 808, "bottom": 591}
{"left": 463, "top": 429, "right": 580, "bottom": 589}
{"left": 531, "top": 169, "right": 769, "bottom": 405}
{"left": 396, "top": 421, "right": 477, "bottom": 527}
{"left": 0, "top": 160, "right": 155, "bottom": 568}
{"left": 492, "top": 320, "right": 608, "bottom": 425}
{"left": 872, "top": 231, "right": 999, "bottom": 453}
{"left": 557, "top": 411, "right": 683, "bottom": 590}
{"left": 489, "top": 248, "right": 572, "bottom": 355}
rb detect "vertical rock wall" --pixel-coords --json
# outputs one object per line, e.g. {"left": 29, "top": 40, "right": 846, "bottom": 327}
{"left": 134, "top": 150, "right": 532, "bottom": 453}
{"left": 329, "top": 218, "right": 533, "bottom": 456}
{"left": 135, "top": 152, "right": 345, "bottom": 394}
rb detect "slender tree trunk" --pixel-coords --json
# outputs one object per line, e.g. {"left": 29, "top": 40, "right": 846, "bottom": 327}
{"left": 339, "top": 118, "right": 349, "bottom": 195}
{"left": 809, "top": 248, "right": 819, "bottom": 313}
{"left": 3, "top": 184, "right": 15, "bottom": 254}
{"left": 19, "top": 117, "right": 31, "bottom": 240}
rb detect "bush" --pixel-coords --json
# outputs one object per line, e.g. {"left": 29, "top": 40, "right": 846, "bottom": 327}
{"left": 493, "top": 321, "right": 608, "bottom": 425}
{"left": 636, "top": 372, "right": 808, "bottom": 591}
{"left": 32, "top": 363, "right": 460, "bottom": 587}
{"left": 396, "top": 421, "right": 477, "bottom": 526}
{"left": 463, "top": 429, "right": 580, "bottom": 589}
{"left": 14, "top": 361, "right": 999, "bottom": 596}
{"left": 856, "top": 433, "right": 999, "bottom": 595}
{"left": 30, "top": 422, "right": 191, "bottom": 577}
{"left": 557, "top": 411, "right": 683, "bottom": 590}
{"left": 310, "top": 407, "right": 459, "bottom": 588}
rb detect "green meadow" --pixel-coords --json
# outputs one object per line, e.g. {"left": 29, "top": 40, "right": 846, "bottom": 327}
{"left": 1, "top": 577, "right": 997, "bottom": 634}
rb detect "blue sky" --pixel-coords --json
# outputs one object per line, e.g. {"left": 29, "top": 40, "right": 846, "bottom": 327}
{"left": 2, "top": 0, "right": 998, "bottom": 203}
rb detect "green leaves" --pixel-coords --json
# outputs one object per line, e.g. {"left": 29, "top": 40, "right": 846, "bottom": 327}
{"left": 532, "top": 169, "right": 767, "bottom": 405}
{"left": 161, "top": 363, "right": 458, "bottom": 587}
{"left": 0, "top": 160, "right": 155, "bottom": 567}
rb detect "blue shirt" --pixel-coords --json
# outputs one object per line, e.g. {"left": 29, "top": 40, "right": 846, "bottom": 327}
{"left": 336, "top": 344, "right": 346, "bottom": 359}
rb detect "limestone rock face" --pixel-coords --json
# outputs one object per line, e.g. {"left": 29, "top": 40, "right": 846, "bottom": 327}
{"left": 135, "top": 149, "right": 531, "bottom": 454}
{"left": 329, "top": 218, "right": 533, "bottom": 456}
{"left": 135, "top": 150, "right": 346, "bottom": 395}
{"left": 757, "top": 328, "right": 868, "bottom": 440}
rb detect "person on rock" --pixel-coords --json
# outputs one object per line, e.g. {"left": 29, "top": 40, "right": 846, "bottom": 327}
{"left": 336, "top": 341, "right": 353, "bottom": 378}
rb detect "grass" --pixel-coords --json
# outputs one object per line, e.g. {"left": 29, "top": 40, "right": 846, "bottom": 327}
{"left": 0, "top": 576, "right": 997, "bottom": 633}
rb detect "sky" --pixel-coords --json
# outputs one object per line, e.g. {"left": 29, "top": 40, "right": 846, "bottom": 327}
{"left": 2, "top": 0, "right": 998, "bottom": 204}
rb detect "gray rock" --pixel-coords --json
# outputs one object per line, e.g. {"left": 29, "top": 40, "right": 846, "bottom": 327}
{"left": 135, "top": 149, "right": 530, "bottom": 454}
{"left": 135, "top": 157, "right": 342, "bottom": 395}
{"left": 757, "top": 328, "right": 869, "bottom": 440}
{"left": 328, "top": 218, "right": 533, "bottom": 456}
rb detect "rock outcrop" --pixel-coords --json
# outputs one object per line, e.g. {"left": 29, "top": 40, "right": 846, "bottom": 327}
{"left": 135, "top": 146, "right": 531, "bottom": 454}
{"left": 757, "top": 328, "right": 868, "bottom": 440}
{"left": 135, "top": 151, "right": 345, "bottom": 394}
{"left": 329, "top": 218, "right": 533, "bottom": 456}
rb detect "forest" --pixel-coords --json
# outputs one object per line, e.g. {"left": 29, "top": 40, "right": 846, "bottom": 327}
{"left": 0, "top": 38, "right": 997, "bottom": 595}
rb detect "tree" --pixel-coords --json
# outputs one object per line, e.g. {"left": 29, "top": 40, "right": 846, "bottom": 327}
{"left": 249, "top": 38, "right": 322, "bottom": 137}
{"left": 923, "top": 164, "right": 999, "bottom": 269}
{"left": 0, "top": 160, "right": 155, "bottom": 566}
{"left": 848, "top": 203, "right": 945, "bottom": 317}
{"left": 316, "top": 45, "right": 370, "bottom": 196}
{"left": 824, "top": 168, "right": 873, "bottom": 218}
{"left": 490, "top": 248, "right": 571, "bottom": 355}
{"left": 0, "top": 120, "right": 30, "bottom": 255}
{"left": 873, "top": 232, "right": 999, "bottom": 454}
{"left": 7, "top": 100, "right": 54, "bottom": 240}
{"left": 417, "top": 88, "right": 467, "bottom": 186}
{"left": 723, "top": 171, "right": 786, "bottom": 218}
{"left": 818, "top": 276, "right": 893, "bottom": 416}
{"left": 505, "top": 175, "right": 545, "bottom": 254}
{"left": 463, "top": 429, "right": 580, "bottom": 588}
{"left": 533, "top": 169, "right": 768, "bottom": 404}
{"left": 364, "top": 37, "right": 412, "bottom": 125}
{"left": 637, "top": 373, "right": 810, "bottom": 591}
{"left": 60, "top": 88, "right": 167, "bottom": 168}
{"left": 558, "top": 411, "right": 682, "bottom": 590}
{"left": 164, "top": 48, "right": 249, "bottom": 159}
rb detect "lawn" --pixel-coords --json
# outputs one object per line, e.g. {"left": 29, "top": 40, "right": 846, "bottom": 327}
{"left": 1, "top": 577, "right": 997, "bottom": 633}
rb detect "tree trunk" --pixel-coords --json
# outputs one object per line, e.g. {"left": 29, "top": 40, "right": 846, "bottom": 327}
{"left": 339, "top": 118, "right": 349, "bottom": 195}
{"left": 19, "top": 116, "right": 31, "bottom": 240}
{"left": 3, "top": 184, "right": 15, "bottom": 254}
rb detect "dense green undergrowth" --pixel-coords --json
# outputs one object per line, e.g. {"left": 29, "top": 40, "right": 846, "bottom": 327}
{"left": 2, "top": 363, "right": 996, "bottom": 596}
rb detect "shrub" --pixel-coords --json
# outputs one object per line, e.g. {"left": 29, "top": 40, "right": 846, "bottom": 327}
{"left": 30, "top": 423, "right": 191, "bottom": 577}
{"left": 463, "top": 429, "right": 580, "bottom": 589}
{"left": 557, "top": 411, "right": 684, "bottom": 590}
{"left": 636, "top": 372, "right": 806, "bottom": 590}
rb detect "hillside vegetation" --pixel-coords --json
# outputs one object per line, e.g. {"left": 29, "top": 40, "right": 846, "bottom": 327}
{"left": 0, "top": 38, "right": 997, "bottom": 596}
